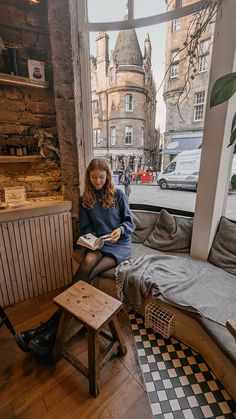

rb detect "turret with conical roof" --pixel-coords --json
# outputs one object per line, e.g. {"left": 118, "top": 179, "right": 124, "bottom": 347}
{"left": 113, "top": 29, "right": 143, "bottom": 68}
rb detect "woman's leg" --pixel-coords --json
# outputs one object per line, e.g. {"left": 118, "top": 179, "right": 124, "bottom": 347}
{"left": 73, "top": 250, "right": 103, "bottom": 283}
{"left": 88, "top": 255, "right": 117, "bottom": 282}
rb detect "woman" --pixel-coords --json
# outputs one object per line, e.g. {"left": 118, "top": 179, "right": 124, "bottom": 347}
{"left": 15, "top": 158, "right": 135, "bottom": 355}
{"left": 75, "top": 158, "right": 135, "bottom": 283}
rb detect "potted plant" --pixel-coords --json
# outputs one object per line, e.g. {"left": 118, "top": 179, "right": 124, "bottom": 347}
{"left": 31, "top": 128, "right": 60, "bottom": 159}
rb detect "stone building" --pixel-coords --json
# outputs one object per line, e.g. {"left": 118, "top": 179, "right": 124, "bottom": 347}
{"left": 91, "top": 29, "right": 158, "bottom": 172}
{"left": 162, "top": 0, "right": 215, "bottom": 165}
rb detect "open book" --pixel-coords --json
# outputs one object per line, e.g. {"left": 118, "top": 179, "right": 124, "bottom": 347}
{"left": 77, "top": 233, "right": 112, "bottom": 250}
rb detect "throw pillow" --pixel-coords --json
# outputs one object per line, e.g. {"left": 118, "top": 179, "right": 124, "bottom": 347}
{"left": 144, "top": 209, "right": 193, "bottom": 252}
{"left": 208, "top": 216, "right": 236, "bottom": 275}
{"left": 131, "top": 211, "right": 158, "bottom": 243}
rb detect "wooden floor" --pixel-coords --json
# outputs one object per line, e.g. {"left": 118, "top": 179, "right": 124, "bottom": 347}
{"left": 0, "top": 290, "right": 153, "bottom": 419}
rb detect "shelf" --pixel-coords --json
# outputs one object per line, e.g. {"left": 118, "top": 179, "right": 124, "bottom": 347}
{"left": 0, "top": 73, "right": 49, "bottom": 89}
{"left": 0, "top": 155, "right": 39, "bottom": 163}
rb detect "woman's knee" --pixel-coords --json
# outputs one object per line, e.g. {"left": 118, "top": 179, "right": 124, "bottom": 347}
{"left": 81, "top": 252, "right": 101, "bottom": 271}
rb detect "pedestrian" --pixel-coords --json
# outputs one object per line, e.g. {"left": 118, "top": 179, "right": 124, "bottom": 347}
{"left": 15, "top": 158, "right": 135, "bottom": 356}
{"left": 121, "top": 168, "right": 131, "bottom": 200}
{"left": 136, "top": 166, "right": 142, "bottom": 184}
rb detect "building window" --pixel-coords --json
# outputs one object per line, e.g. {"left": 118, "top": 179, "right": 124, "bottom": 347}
{"left": 93, "top": 100, "right": 99, "bottom": 115}
{"left": 170, "top": 49, "right": 179, "bottom": 78}
{"left": 198, "top": 38, "right": 210, "bottom": 73}
{"left": 194, "top": 91, "right": 205, "bottom": 121}
{"left": 93, "top": 128, "right": 101, "bottom": 146}
{"left": 125, "top": 94, "right": 133, "bottom": 111}
{"left": 141, "top": 127, "right": 144, "bottom": 146}
{"left": 172, "top": 18, "right": 180, "bottom": 32}
{"left": 110, "top": 126, "right": 116, "bottom": 146}
{"left": 125, "top": 126, "right": 133, "bottom": 145}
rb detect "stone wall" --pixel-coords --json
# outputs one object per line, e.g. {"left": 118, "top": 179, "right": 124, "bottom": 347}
{"left": 0, "top": 0, "right": 61, "bottom": 200}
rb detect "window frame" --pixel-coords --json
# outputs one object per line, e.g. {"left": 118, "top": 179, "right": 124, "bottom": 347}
{"left": 93, "top": 99, "right": 99, "bottom": 116}
{"left": 193, "top": 91, "right": 205, "bottom": 121}
{"left": 198, "top": 38, "right": 210, "bottom": 73}
{"left": 172, "top": 18, "right": 180, "bottom": 32}
{"left": 125, "top": 94, "right": 133, "bottom": 112}
{"left": 125, "top": 126, "right": 133, "bottom": 145}
{"left": 141, "top": 127, "right": 144, "bottom": 146}
{"left": 170, "top": 49, "right": 180, "bottom": 79}
{"left": 93, "top": 128, "right": 101, "bottom": 146}
{"left": 76, "top": 0, "right": 235, "bottom": 261}
{"left": 110, "top": 126, "right": 116, "bottom": 146}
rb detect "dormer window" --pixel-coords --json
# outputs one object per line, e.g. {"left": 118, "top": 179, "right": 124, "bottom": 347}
{"left": 125, "top": 94, "right": 133, "bottom": 111}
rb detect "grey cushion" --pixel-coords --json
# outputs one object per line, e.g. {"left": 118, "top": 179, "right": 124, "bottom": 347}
{"left": 143, "top": 209, "right": 193, "bottom": 252}
{"left": 131, "top": 210, "right": 158, "bottom": 243}
{"left": 209, "top": 216, "right": 236, "bottom": 275}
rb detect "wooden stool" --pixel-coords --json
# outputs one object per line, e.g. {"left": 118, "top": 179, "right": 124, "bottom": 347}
{"left": 53, "top": 280, "right": 127, "bottom": 397}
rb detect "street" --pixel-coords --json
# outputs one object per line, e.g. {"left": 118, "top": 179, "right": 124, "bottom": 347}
{"left": 118, "top": 183, "right": 236, "bottom": 219}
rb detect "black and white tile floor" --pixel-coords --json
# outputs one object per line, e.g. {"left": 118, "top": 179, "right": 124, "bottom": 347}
{"left": 128, "top": 312, "right": 236, "bottom": 419}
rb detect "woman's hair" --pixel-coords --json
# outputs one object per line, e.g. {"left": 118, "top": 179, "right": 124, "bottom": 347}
{"left": 83, "top": 158, "right": 116, "bottom": 209}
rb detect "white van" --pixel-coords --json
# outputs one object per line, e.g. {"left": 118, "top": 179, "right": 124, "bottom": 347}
{"left": 157, "top": 150, "right": 201, "bottom": 190}
{"left": 157, "top": 149, "right": 236, "bottom": 191}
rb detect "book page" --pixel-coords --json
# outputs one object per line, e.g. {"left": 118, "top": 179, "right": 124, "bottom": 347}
{"left": 77, "top": 233, "right": 111, "bottom": 250}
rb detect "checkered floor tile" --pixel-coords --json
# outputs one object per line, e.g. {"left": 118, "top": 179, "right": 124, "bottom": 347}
{"left": 128, "top": 311, "right": 236, "bottom": 419}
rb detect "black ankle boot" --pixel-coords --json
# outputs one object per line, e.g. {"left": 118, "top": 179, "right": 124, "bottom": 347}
{"left": 28, "top": 324, "right": 58, "bottom": 355}
{"left": 15, "top": 310, "right": 61, "bottom": 353}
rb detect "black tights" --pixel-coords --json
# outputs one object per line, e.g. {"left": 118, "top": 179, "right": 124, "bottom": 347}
{"left": 73, "top": 250, "right": 117, "bottom": 284}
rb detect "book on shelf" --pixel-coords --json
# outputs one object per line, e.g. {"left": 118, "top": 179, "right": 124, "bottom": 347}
{"left": 77, "top": 233, "right": 112, "bottom": 250}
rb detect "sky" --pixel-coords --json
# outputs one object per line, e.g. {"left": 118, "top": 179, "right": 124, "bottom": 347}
{"left": 87, "top": 0, "right": 167, "bottom": 132}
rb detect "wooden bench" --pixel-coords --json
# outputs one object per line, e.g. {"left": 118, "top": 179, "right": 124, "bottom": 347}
{"left": 53, "top": 281, "right": 127, "bottom": 397}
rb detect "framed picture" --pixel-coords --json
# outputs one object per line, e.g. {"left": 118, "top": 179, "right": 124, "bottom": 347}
{"left": 28, "top": 59, "right": 45, "bottom": 82}
{"left": 4, "top": 186, "right": 27, "bottom": 204}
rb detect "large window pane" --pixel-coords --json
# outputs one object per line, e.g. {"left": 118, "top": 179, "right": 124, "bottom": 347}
{"left": 87, "top": 0, "right": 127, "bottom": 22}
{"left": 88, "top": 0, "right": 218, "bottom": 215}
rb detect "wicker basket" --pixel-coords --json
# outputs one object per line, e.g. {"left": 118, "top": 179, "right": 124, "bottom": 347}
{"left": 145, "top": 302, "right": 175, "bottom": 339}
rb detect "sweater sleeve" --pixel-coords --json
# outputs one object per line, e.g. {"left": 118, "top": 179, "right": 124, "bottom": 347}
{"left": 117, "top": 189, "right": 136, "bottom": 236}
{"left": 79, "top": 199, "right": 93, "bottom": 236}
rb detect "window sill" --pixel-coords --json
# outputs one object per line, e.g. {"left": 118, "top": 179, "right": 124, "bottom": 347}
{"left": 0, "top": 73, "right": 49, "bottom": 89}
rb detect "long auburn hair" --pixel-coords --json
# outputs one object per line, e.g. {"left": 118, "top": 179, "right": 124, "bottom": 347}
{"left": 83, "top": 158, "right": 116, "bottom": 209}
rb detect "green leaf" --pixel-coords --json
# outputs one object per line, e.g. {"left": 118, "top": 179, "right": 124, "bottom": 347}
{"left": 228, "top": 127, "right": 236, "bottom": 147}
{"left": 210, "top": 73, "right": 236, "bottom": 107}
{"left": 231, "top": 112, "right": 236, "bottom": 133}
{"left": 231, "top": 174, "right": 236, "bottom": 189}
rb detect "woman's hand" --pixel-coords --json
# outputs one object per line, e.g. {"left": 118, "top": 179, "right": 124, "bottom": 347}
{"left": 109, "top": 228, "right": 122, "bottom": 242}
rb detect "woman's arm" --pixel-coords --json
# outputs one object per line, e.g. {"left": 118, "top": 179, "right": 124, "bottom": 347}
{"left": 79, "top": 200, "right": 93, "bottom": 236}
{"left": 117, "top": 189, "right": 136, "bottom": 236}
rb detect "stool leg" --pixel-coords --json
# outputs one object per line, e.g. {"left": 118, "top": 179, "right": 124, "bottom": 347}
{"left": 0, "top": 306, "right": 15, "bottom": 336}
{"left": 53, "top": 311, "right": 71, "bottom": 361}
{"left": 109, "top": 316, "right": 127, "bottom": 356}
{"left": 88, "top": 329, "right": 100, "bottom": 397}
